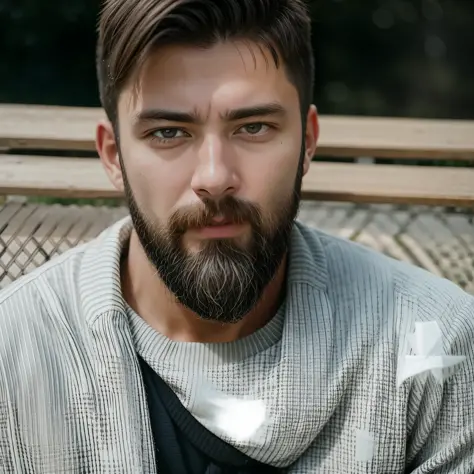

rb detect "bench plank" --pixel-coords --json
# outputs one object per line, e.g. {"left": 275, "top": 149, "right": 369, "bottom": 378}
{"left": 1, "top": 104, "right": 473, "bottom": 160}
{"left": 1, "top": 154, "right": 473, "bottom": 206}
{"left": 0, "top": 155, "right": 118, "bottom": 199}
{"left": 303, "top": 162, "right": 474, "bottom": 206}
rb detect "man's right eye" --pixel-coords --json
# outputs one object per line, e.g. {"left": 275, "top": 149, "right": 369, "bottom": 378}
{"left": 153, "top": 128, "right": 185, "bottom": 140}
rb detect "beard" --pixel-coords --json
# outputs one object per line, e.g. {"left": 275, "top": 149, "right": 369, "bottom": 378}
{"left": 121, "top": 153, "right": 304, "bottom": 324}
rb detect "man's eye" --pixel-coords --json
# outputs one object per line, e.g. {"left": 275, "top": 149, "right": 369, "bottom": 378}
{"left": 239, "top": 123, "right": 270, "bottom": 135}
{"left": 153, "top": 128, "right": 186, "bottom": 139}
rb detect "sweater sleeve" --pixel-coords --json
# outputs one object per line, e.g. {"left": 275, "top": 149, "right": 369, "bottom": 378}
{"left": 286, "top": 294, "right": 474, "bottom": 474}
{"left": 406, "top": 297, "right": 474, "bottom": 474}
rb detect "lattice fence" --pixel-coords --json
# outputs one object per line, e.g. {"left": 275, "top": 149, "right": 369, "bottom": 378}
{"left": 1, "top": 200, "right": 473, "bottom": 293}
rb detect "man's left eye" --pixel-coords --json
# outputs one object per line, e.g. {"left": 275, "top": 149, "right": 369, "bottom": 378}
{"left": 240, "top": 123, "right": 269, "bottom": 135}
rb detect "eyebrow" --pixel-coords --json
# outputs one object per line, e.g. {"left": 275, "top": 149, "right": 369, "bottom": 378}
{"left": 134, "top": 102, "right": 287, "bottom": 126}
{"left": 223, "top": 102, "right": 287, "bottom": 121}
{"left": 134, "top": 109, "right": 199, "bottom": 124}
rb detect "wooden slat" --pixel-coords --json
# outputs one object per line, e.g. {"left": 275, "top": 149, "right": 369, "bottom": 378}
{"left": 302, "top": 162, "right": 474, "bottom": 207}
{"left": 1, "top": 154, "right": 473, "bottom": 207}
{"left": 0, "top": 155, "right": 119, "bottom": 199}
{"left": 0, "top": 104, "right": 473, "bottom": 160}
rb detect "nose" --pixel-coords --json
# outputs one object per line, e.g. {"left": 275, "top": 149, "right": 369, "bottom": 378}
{"left": 191, "top": 135, "right": 239, "bottom": 199}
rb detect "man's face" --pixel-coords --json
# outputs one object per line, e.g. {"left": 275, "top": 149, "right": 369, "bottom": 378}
{"left": 113, "top": 41, "right": 317, "bottom": 322}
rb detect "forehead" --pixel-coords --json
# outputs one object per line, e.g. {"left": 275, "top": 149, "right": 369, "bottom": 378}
{"left": 119, "top": 40, "right": 299, "bottom": 117}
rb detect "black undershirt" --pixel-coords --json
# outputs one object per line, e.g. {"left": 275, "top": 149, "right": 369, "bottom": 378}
{"left": 138, "top": 355, "right": 281, "bottom": 474}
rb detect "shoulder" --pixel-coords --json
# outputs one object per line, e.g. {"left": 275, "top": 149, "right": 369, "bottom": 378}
{"left": 0, "top": 216, "right": 128, "bottom": 325}
{"left": 0, "top": 217, "right": 129, "bottom": 373}
{"left": 295, "top": 221, "right": 474, "bottom": 343}
{"left": 0, "top": 244, "right": 89, "bottom": 377}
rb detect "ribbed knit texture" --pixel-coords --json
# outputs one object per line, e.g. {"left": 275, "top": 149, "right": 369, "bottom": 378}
{"left": 0, "top": 216, "right": 473, "bottom": 473}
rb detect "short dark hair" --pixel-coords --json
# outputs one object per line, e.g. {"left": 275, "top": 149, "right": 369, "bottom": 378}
{"left": 96, "top": 0, "right": 314, "bottom": 124}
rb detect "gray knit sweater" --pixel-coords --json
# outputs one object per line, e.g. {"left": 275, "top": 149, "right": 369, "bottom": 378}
{"left": 0, "top": 217, "right": 473, "bottom": 473}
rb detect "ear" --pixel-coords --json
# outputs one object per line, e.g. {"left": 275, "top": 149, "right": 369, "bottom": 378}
{"left": 96, "top": 119, "right": 124, "bottom": 193}
{"left": 302, "top": 105, "right": 319, "bottom": 176}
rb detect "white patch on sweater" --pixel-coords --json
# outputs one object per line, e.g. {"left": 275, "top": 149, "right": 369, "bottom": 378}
{"left": 397, "top": 321, "right": 466, "bottom": 386}
{"left": 355, "top": 429, "right": 376, "bottom": 461}
{"left": 192, "top": 380, "right": 267, "bottom": 442}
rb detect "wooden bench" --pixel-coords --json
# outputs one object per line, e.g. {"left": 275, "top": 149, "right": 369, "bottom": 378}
{"left": 0, "top": 103, "right": 473, "bottom": 289}
{"left": 1, "top": 104, "right": 474, "bottom": 206}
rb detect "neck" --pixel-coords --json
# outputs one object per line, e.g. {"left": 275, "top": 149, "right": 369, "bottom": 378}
{"left": 121, "top": 229, "right": 287, "bottom": 343}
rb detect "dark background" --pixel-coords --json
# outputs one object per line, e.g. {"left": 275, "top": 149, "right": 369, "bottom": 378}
{"left": 0, "top": 0, "right": 473, "bottom": 119}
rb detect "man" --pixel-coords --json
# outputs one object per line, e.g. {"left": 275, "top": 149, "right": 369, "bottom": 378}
{"left": 0, "top": 0, "right": 473, "bottom": 472}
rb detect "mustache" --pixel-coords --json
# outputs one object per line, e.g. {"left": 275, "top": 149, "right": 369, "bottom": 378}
{"left": 168, "top": 196, "right": 263, "bottom": 235}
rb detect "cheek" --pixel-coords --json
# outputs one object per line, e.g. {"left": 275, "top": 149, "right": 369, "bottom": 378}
{"left": 120, "top": 141, "right": 190, "bottom": 220}
{"left": 263, "top": 169, "right": 297, "bottom": 219}
{"left": 243, "top": 140, "right": 300, "bottom": 210}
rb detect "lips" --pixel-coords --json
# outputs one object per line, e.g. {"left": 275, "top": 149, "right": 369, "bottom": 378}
{"left": 207, "top": 216, "right": 232, "bottom": 226}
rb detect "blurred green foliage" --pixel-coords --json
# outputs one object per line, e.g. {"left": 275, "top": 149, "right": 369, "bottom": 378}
{"left": 309, "top": 0, "right": 474, "bottom": 118}
{"left": 0, "top": 0, "right": 472, "bottom": 119}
